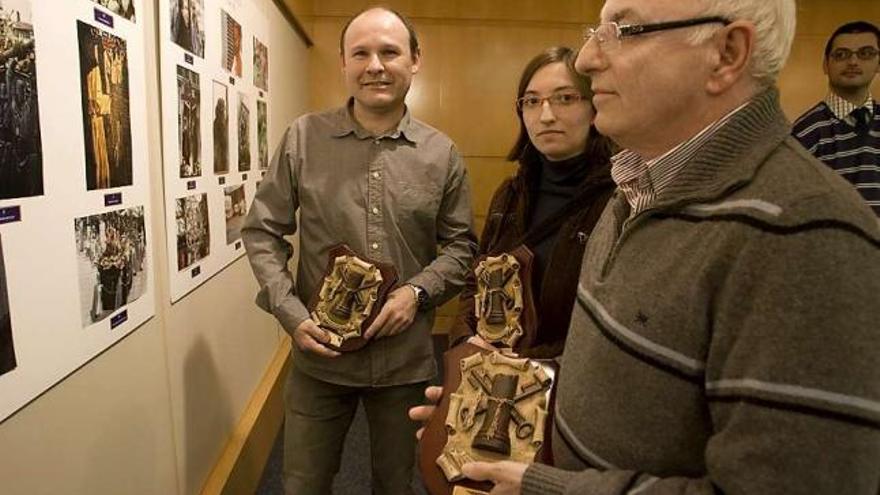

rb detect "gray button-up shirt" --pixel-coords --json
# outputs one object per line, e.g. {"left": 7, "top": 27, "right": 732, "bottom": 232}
{"left": 242, "top": 102, "right": 478, "bottom": 386}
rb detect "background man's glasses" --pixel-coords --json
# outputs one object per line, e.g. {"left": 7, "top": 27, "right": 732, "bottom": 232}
{"left": 829, "top": 47, "right": 880, "bottom": 62}
{"left": 516, "top": 92, "right": 588, "bottom": 111}
{"left": 583, "top": 16, "right": 731, "bottom": 51}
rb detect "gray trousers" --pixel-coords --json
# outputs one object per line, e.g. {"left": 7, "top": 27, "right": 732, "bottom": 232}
{"left": 283, "top": 363, "right": 426, "bottom": 495}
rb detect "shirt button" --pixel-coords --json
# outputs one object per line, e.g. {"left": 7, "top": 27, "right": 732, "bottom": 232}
{"left": 371, "top": 207, "right": 379, "bottom": 215}
{"left": 371, "top": 242, "right": 379, "bottom": 250}
{"left": 372, "top": 171, "right": 380, "bottom": 179}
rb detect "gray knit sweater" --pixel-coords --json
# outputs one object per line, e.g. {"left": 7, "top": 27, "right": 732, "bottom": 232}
{"left": 522, "top": 88, "right": 880, "bottom": 495}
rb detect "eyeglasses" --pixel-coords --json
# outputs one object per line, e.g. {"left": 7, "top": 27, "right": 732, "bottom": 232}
{"left": 829, "top": 47, "right": 880, "bottom": 62}
{"left": 516, "top": 92, "right": 588, "bottom": 111}
{"left": 583, "top": 16, "right": 732, "bottom": 51}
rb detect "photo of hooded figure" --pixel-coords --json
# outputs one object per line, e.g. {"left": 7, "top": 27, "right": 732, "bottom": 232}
{"left": 0, "top": 235, "right": 16, "bottom": 377}
{"left": 78, "top": 21, "right": 132, "bottom": 191}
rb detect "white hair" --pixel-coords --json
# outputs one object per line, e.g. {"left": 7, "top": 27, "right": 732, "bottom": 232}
{"left": 691, "top": 0, "right": 797, "bottom": 87}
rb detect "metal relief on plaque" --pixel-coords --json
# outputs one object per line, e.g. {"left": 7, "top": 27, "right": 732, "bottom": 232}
{"left": 311, "top": 254, "right": 383, "bottom": 348}
{"left": 436, "top": 351, "right": 553, "bottom": 482}
{"left": 475, "top": 254, "right": 524, "bottom": 347}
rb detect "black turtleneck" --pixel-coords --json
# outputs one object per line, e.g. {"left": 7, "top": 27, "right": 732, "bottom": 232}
{"left": 527, "top": 152, "right": 591, "bottom": 289}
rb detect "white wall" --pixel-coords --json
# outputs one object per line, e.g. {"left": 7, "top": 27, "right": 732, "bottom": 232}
{"left": 0, "top": 0, "right": 309, "bottom": 493}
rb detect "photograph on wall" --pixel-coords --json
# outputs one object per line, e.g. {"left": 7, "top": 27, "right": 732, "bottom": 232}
{"left": 74, "top": 206, "right": 148, "bottom": 326}
{"left": 78, "top": 21, "right": 132, "bottom": 191}
{"left": 176, "top": 192, "right": 210, "bottom": 271}
{"left": 0, "top": 236, "right": 16, "bottom": 377}
{"left": 170, "top": 0, "right": 204, "bottom": 57}
{"left": 220, "top": 10, "right": 242, "bottom": 77}
{"left": 177, "top": 65, "right": 201, "bottom": 178}
{"left": 253, "top": 36, "right": 268, "bottom": 92}
{"left": 0, "top": 0, "right": 43, "bottom": 200}
{"left": 212, "top": 81, "right": 228, "bottom": 174}
{"left": 89, "top": 0, "right": 136, "bottom": 21}
{"left": 223, "top": 184, "right": 246, "bottom": 244}
{"left": 257, "top": 99, "right": 267, "bottom": 170}
{"left": 237, "top": 93, "right": 250, "bottom": 171}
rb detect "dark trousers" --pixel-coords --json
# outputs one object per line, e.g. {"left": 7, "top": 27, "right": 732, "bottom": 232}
{"left": 283, "top": 364, "right": 426, "bottom": 495}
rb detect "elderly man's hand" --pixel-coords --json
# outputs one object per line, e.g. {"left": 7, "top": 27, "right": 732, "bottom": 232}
{"left": 292, "top": 319, "right": 341, "bottom": 358}
{"left": 364, "top": 286, "right": 417, "bottom": 340}
{"left": 408, "top": 385, "right": 443, "bottom": 439}
{"left": 461, "top": 461, "right": 529, "bottom": 495}
{"left": 467, "top": 334, "right": 496, "bottom": 351}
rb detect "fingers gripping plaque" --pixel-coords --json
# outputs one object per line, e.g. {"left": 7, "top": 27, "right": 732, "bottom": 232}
{"left": 436, "top": 351, "right": 553, "bottom": 483}
{"left": 308, "top": 244, "right": 398, "bottom": 351}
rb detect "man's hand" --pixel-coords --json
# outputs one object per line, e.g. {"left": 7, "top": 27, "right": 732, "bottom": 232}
{"left": 467, "top": 334, "right": 496, "bottom": 352}
{"left": 364, "top": 286, "right": 418, "bottom": 340}
{"left": 408, "top": 385, "right": 443, "bottom": 440}
{"left": 292, "top": 318, "right": 341, "bottom": 358}
{"left": 461, "top": 461, "right": 528, "bottom": 495}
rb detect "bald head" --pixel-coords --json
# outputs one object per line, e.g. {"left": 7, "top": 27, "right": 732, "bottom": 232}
{"left": 339, "top": 7, "right": 420, "bottom": 61}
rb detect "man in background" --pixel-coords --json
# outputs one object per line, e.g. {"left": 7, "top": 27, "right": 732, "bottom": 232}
{"left": 793, "top": 21, "right": 879, "bottom": 215}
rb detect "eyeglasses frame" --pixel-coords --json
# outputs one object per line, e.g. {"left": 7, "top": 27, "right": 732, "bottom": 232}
{"left": 584, "top": 16, "right": 732, "bottom": 48}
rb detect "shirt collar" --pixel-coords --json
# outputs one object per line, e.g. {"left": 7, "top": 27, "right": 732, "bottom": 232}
{"left": 331, "top": 98, "right": 420, "bottom": 144}
{"left": 611, "top": 101, "right": 750, "bottom": 187}
{"left": 610, "top": 100, "right": 749, "bottom": 211}
{"left": 824, "top": 92, "right": 874, "bottom": 120}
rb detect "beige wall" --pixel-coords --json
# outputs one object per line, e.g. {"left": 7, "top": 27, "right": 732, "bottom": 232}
{"left": 0, "top": 1, "right": 310, "bottom": 494}
{"left": 305, "top": 0, "right": 879, "bottom": 332}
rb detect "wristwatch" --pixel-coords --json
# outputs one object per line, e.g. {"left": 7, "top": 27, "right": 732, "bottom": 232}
{"left": 408, "top": 284, "right": 429, "bottom": 311}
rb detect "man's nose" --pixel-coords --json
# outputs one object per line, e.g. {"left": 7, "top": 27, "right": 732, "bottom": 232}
{"left": 366, "top": 54, "right": 384, "bottom": 73}
{"left": 575, "top": 38, "right": 604, "bottom": 74}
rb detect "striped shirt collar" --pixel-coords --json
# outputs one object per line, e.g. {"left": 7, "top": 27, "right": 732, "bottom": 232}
{"left": 824, "top": 92, "right": 874, "bottom": 121}
{"left": 611, "top": 101, "right": 750, "bottom": 216}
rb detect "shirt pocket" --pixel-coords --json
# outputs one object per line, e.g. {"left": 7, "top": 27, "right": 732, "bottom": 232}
{"left": 393, "top": 180, "right": 440, "bottom": 229}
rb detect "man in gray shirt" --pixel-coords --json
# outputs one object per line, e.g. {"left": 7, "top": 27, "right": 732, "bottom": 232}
{"left": 242, "top": 7, "right": 477, "bottom": 495}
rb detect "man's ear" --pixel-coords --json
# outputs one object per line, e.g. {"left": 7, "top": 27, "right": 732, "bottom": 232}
{"left": 410, "top": 51, "right": 421, "bottom": 75}
{"left": 706, "top": 21, "right": 756, "bottom": 95}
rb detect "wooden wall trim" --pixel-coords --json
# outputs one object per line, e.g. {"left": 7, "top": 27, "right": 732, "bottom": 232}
{"left": 200, "top": 336, "right": 292, "bottom": 495}
{"left": 274, "top": 0, "right": 314, "bottom": 47}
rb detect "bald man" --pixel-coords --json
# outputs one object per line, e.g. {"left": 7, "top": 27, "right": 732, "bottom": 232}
{"left": 242, "top": 7, "right": 477, "bottom": 494}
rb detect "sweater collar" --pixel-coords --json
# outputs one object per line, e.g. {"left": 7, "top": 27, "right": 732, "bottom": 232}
{"left": 650, "top": 86, "right": 790, "bottom": 210}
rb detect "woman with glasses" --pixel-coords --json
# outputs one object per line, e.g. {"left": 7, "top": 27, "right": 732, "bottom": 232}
{"left": 448, "top": 46, "right": 616, "bottom": 358}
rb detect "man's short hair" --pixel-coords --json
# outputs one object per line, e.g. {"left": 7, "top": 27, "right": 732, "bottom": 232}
{"left": 338, "top": 7, "right": 420, "bottom": 60}
{"left": 694, "top": 0, "right": 796, "bottom": 88}
{"left": 824, "top": 21, "right": 880, "bottom": 59}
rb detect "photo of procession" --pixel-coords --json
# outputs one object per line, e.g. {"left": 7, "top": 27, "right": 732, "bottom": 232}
{"left": 223, "top": 184, "right": 246, "bottom": 244}
{"left": 89, "top": 0, "right": 136, "bottom": 21}
{"left": 78, "top": 21, "right": 133, "bottom": 191}
{"left": 177, "top": 65, "right": 201, "bottom": 178}
{"left": 170, "top": 0, "right": 204, "bottom": 57}
{"left": 0, "top": 0, "right": 43, "bottom": 201}
{"left": 74, "top": 206, "right": 147, "bottom": 326}
{"left": 176, "top": 192, "right": 210, "bottom": 271}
